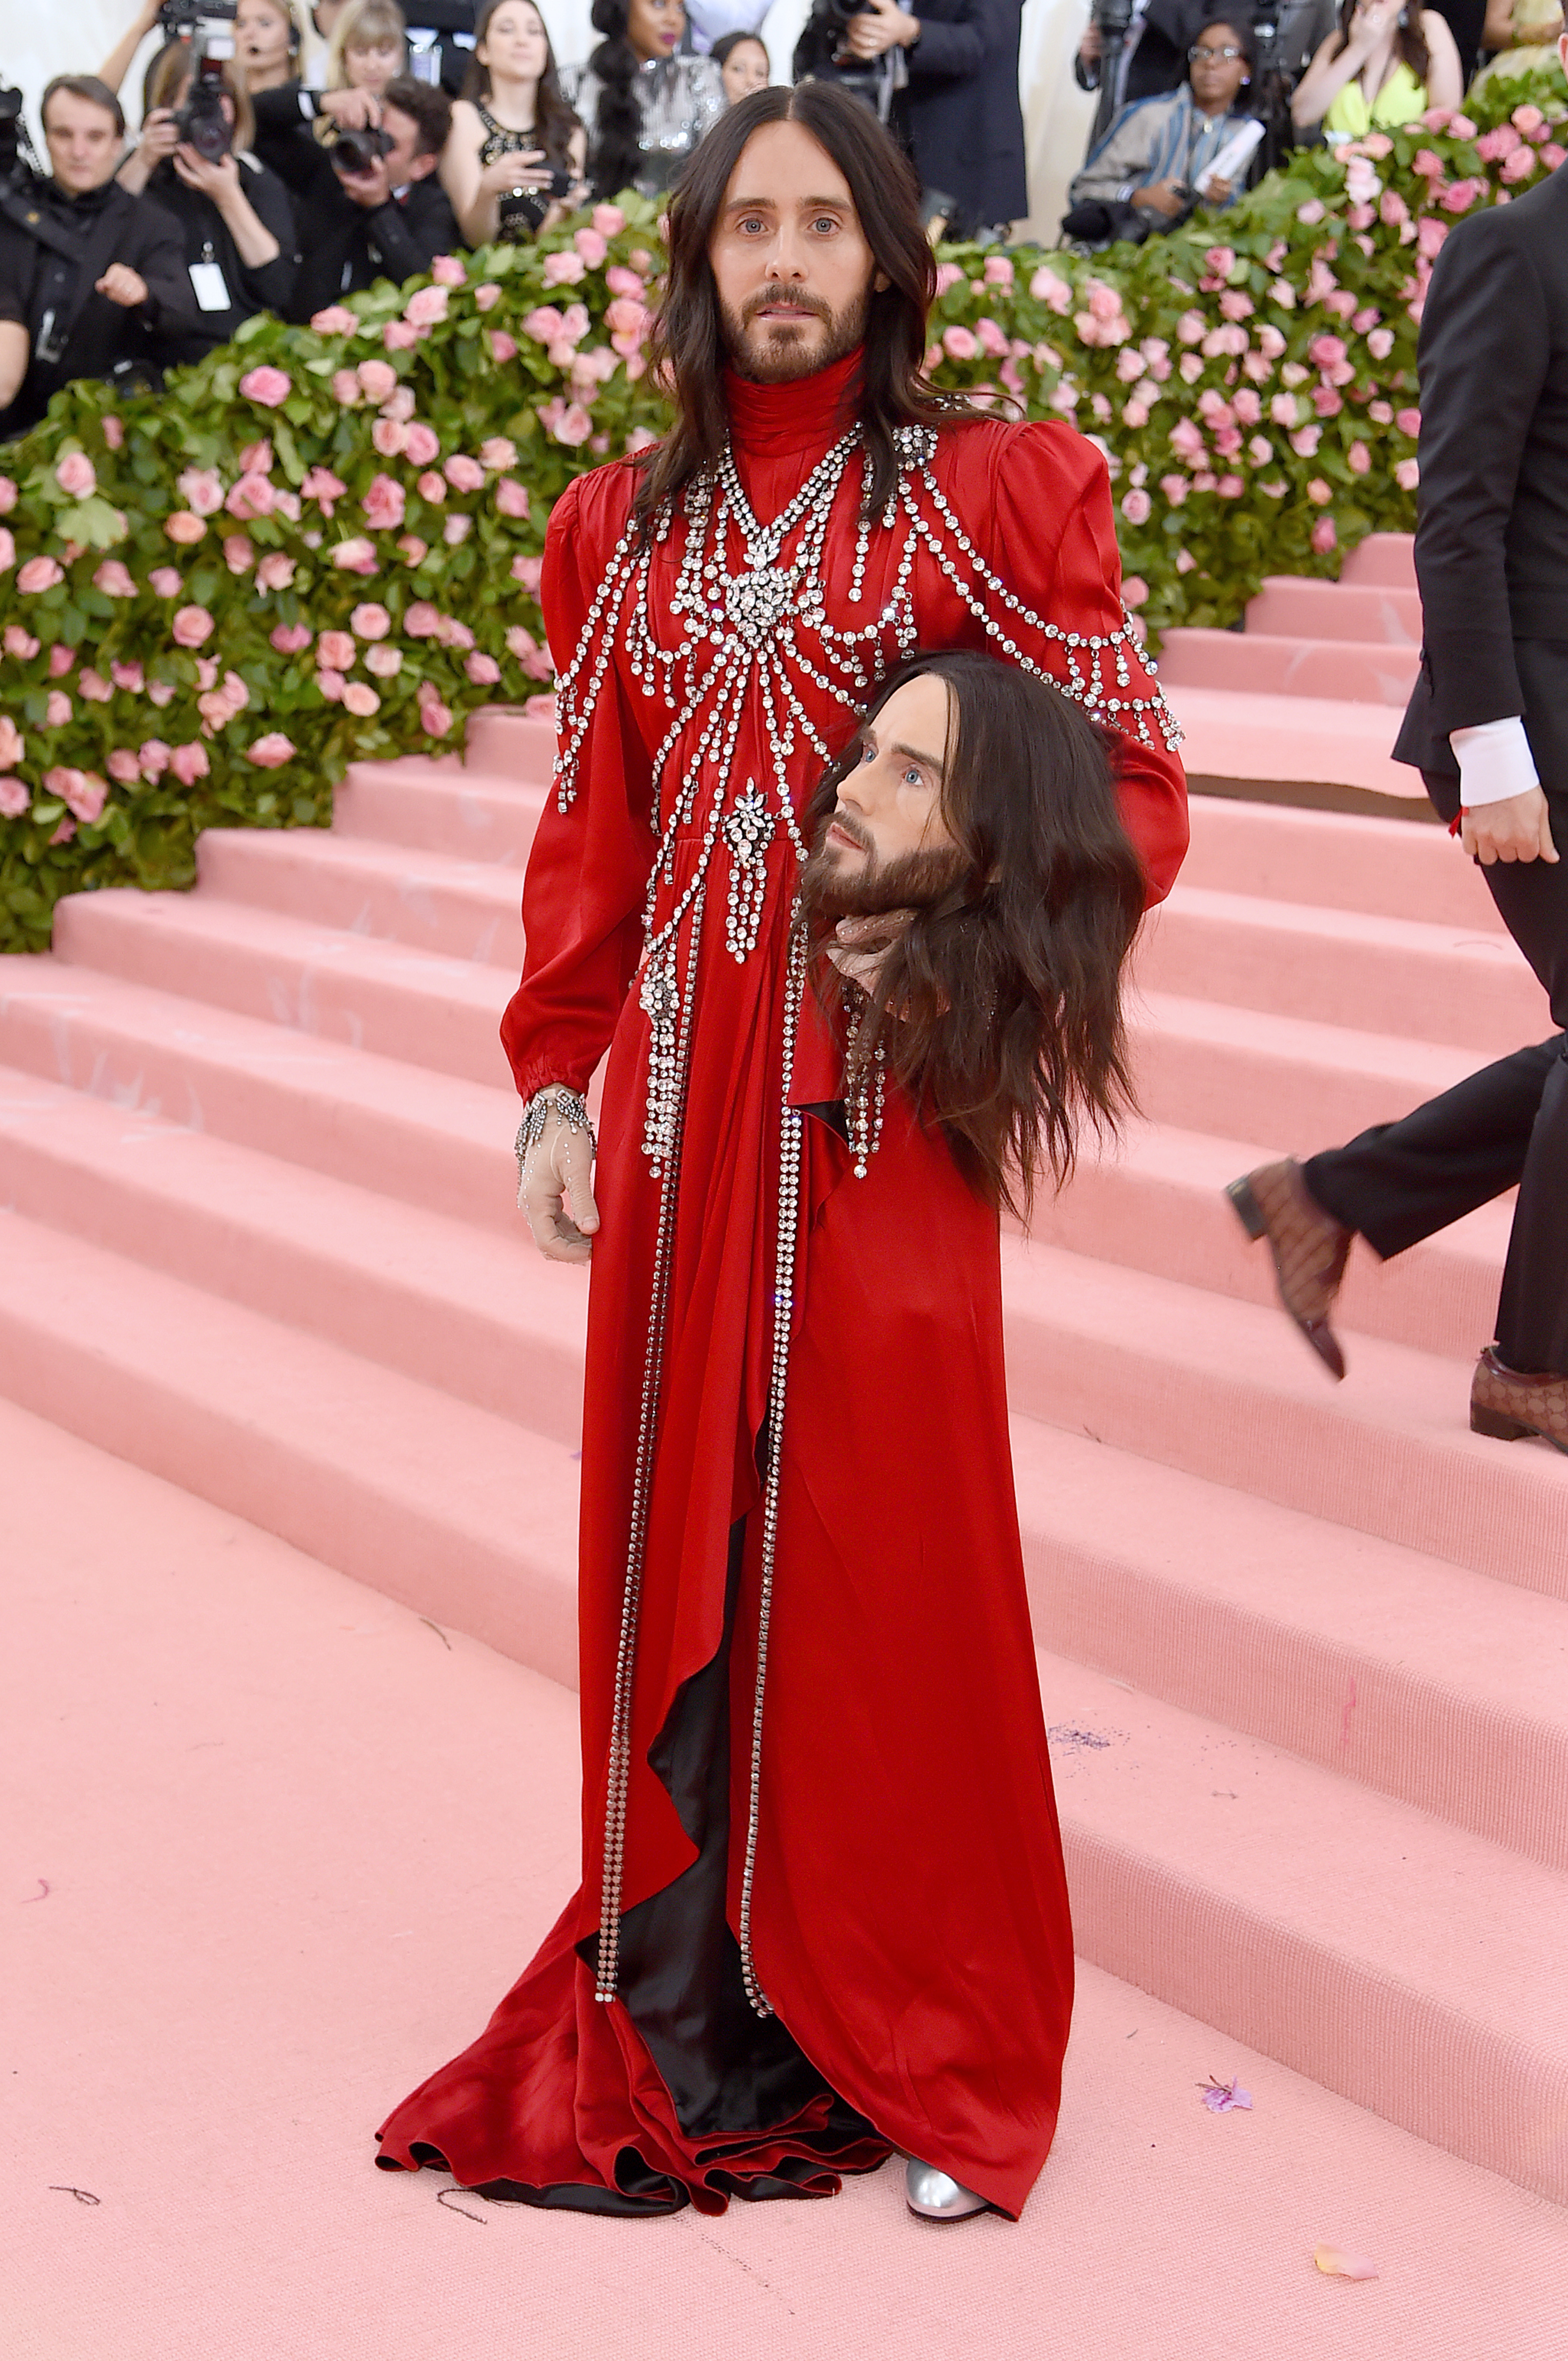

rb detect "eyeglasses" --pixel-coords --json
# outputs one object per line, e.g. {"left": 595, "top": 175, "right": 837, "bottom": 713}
{"left": 1189, "top": 41, "right": 1244, "bottom": 57}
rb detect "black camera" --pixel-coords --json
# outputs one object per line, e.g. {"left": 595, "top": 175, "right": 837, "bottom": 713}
{"left": 158, "top": 0, "right": 237, "bottom": 29}
{"left": 331, "top": 125, "right": 397, "bottom": 176}
{"left": 176, "top": 37, "right": 235, "bottom": 161}
{"left": 496, "top": 167, "right": 573, "bottom": 240}
{"left": 0, "top": 84, "right": 23, "bottom": 187}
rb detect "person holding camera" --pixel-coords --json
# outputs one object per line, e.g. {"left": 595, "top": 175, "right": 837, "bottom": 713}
{"left": 115, "top": 38, "right": 299, "bottom": 359}
{"left": 830, "top": 0, "right": 1028, "bottom": 241}
{"left": 441, "top": 0, "right": 587, "bottom": 247}
{"left": 566, "top": 0, "right": 727, "bottom": 203}
{"left": 0, "top": 75, "right": 193, "bottom": 439}
{"left": 264, "top": 71, "right": 459, "bottom": 316}
{"left": 1290, "top": 0, "right": 1460, "bottom": 134}
{"left": 1063, "top": 17, "right": 1257, "bottom": 244}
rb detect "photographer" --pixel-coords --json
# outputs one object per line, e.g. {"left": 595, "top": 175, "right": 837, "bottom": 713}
{"left": 1079, "top": 0, "right": 1262, "bottom": 111}
{"left": 251, "top": 0, "right": 406, "bottom": 150}
{"left": 1063, "top": 17, "right": 1258, "bottom": 244}
{"left": 116, "top": 37, "right": 299, "bottom": 358}
{"left": 441, "top": 0, "right": 586, "bottom": 248}
{"left": 0, "top": 76, "right": 193, "bottom": 440}
{"left": 832, "top": 0, "right": 1028, "bottom": 240}
{"left": 258, "top": 71, "right": 458, "bottom": 316}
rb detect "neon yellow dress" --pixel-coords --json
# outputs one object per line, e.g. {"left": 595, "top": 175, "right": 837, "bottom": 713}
{"left": 1323, "top": 57, "right": 1431, "bottom": 135}
{"left": 1471, "top": 0, "right": 1565, "bottom": 93}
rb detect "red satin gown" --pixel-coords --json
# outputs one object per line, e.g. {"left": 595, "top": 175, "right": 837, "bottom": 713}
{"left": 375, "top": 351, "right": 1188, "bottom": 2220}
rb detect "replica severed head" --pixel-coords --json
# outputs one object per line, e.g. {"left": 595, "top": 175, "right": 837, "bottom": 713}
{"left": 801, "top": 651, "right": 1149, "bottom": 1216}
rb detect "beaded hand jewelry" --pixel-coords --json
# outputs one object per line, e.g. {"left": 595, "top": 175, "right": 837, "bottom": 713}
{"left": 514, "top": 1085, "right": 596, "bottom": 1208}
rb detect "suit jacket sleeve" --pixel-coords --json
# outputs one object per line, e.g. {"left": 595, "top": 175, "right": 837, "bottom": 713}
{"left": 987, "top": 421, "right": 1190, "bottom": 906}
{"left": 904, "top": 0, "right": 989, "bottom": 80}
{"left": 364, "top": 181, "right": 461, "bottom": 285}
{"left": 1413, "top": 214, "right": 1550, "bottom": 733}
{"left": 499, "top": 467, "right": 658, "bottom": 1101}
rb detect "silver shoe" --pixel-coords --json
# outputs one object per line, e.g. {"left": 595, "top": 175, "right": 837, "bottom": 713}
{"left": 905, "top": 2158, "right": 989, "bottom": 2220}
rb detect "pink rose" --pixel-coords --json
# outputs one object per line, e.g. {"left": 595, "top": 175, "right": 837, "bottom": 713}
{"left": 93, "top": 559, "right": 137, "bottom": 597}
{"left": 271, "top": 623, "right": 312, "bottom": 655}
{"left": 980, "top": 253, "right": 1014, "bottom": 289}
{"left": 1157, "top": 473, "right": 1189, "bottom": 508}
{"left": 365, "top": 644, "right": 402, "bottom": 677}
{"left": 465, "top": 650, "right": 501, "bottom": 685}
{"left": 341, "top": 680, "right": 381, "bottom": 717}
{"left": 1296, "top": 198, "right": 1325, "bottom": 224}
{"left": 435, "top": 614, "right": 474, "bottom": 650}
{"left": 0, "top": 528, "right": 13, "bottom": 574}
{"left": 522, "top": 303, "right": 565, "bottom": 344}
{"left": 169, "top": 742, "right": 210, "bottom": 785}
{"left": 108, "top": 748, "right": 140, "bottom": 785}
{"left": 146, "top": 681, "right": 175, "bottom": 707}
{"left": 372, "top": 417, "right": 407, "bottom": 457}
{"left": 79, "top": 669, "right": 112, "bottom": 702}
{"left": 404, "top": 602, "right": 441, "bottom": 636}
{"left": 1121, "top": 576, "right": 1148, "bottom": 609}
{"left": 940, "top": 325, "right": 978, "bottom": 367}
{"left": 1219, "top": 290, "right": 1254, "bottom": 322}
{"left": 165, "top": 511, "right": 206, "bottom": 545}
{"left": 1501, "top": 145, "right": 1538, "bottom": 185}
{"left": 4, "top": 624, "right": 38, "bottom": 656}
{"left": 1312, "top": 385, "right": 1344, "bottom": 418}
{"left": 100, "top": 416, "right": 123, "bottom": 450}
{"left": 0, "top": 717, "right": 24, "bottom": 765}
{"left": 256, "top": 552, "right": 296, "bottom": 591}
{"left": 431, "top": 253, "right": 467, "bottom": 286}
{"left": 1306, "top": 477, "right": 1332, "bottom": 506}
{"left": 396, "top": 534, "right": 428, "bottom": 566}
{"left": 46, "top": 691, "right": 73, "bottom": 728}
{"left": 331, "top": 368, "right": 362, "bottom": 406}
{"left": 303, "top": 467, "right": 348, "bottom": 514}
{"left": 511, "top": 553, "right": 544, "bottom": 592}
{"left": 480, "top": 436, "right": 518, "bottom": 472}
{"left": 317, "top": 667, "right": 346, "bottom": 702}
{"left": 330, "top": 537, "right": 379, "bottom": 575}
{"left": 605, "top": 264, "right": 644, "bottom": 298}
{"left": 1029, "top": 265, "right": 1072, "bottom": 312}
{"left": 1543, "top": 145, "right": 1568, "bottom": 171}
{"left": 172, "top": 605, "right": 214, "bottom": 647}
{"left": 404, "top": 284, "right": 448, "bottom": 328}
{"left": 238, "top": 440, "right": 273, "bottom": 477}
{"left": 225, "top": 473, "right": 275, "bottom": 520}
{"left": 195, "top": 658, "right": 218, "bottom": 691}
{"left": 138, "top": 739, "right": 170, "bottom": 778}
{"left": 55, "top": 451, "right": 96, "bottom": 498}
{"left": 1395, "top": 456, "right": 1420, "bottom": 491}
{"left": 60, "top": 769, "right": 107, "bottom": 824}
{"left": 223, "top": 534, "right": 255, "bottom": 573}
{"left": 1367, "top": 326, "right": 1395, "bottom": 360}
{"left": 1308, "top": 333, "right": 1348, "bottom": 369}
{"left": 593, "top": 203, "right": 626, "bottom": 238}
{"left": 149, "top": 567, "right": 182, "bottom": 598}
{"left": 247, "top": 732, "right": 295, "bottom": 767}
{"left": 239, "top": 365, "right": 291, "bottom": 407}
{"left": 419, "top": 695, "right": 454, "bottom": 737}
{"left": 574, "top": 226, "right": 608, "bottom": 268}
{"left": 444, "top": 453, "right": 484, "bottom": 492}
{"left": 542, "top": 250, "right": 586, "bottom": 288}
{"left": 490, "top": 331, "right": 518, "bottom": 365}
{"left": 0, "top": 777, "right": 29, "bottom": 818}
{"left": 18, "top": 556, "right": 64, "bottom": 593}
{"left": 1396, "top": 407, "right": 1421, "bottom": 436}
{"left": 1311, "top": 517, "right": 1338, "bottom": 554}
{"left": 505, "top": 624, "right": 539, "bottom": 660}
{"left": 357, "top": 357, "right": 398, "bottom": 402}
{"left": 416, "top": 470, "right": 447, "bottom": 503}
{"left": 351, "top": 601, "right": 391, "bottom": 640}
{"left": 362, "top": 473, "right": 407, "bottom": 530}
{"left": 1290, "top": 424, "right": 1323, "bottom": 458}
{"left": 312, "top": 305, "right": 360, "bottom": 335}
{"left": 383, "top": 320, "right": 419, "bottom": 351}
{"left": 0, "top": 476, "right": 14, "bottom": 514}
{"left": 404, "top": 423, "right": 440, "bottom": 467}
{"left": 1346, "top": 440, "right": 1372, "bottom": 475}
{"left": 110, "top": 659, "right": 143, "bottom": 692}
{"left": 49, "top": 644, "right": 74, "bottom": 678}
{"left": 975, "top": 316, "right": 1009, "bottom": 357}
{"left": 443, "top": 515, "right": 471, "bottom": 546}
{"left": 383, "top": 386, "right": 416, "bottom": 423}
{"left": 317, "top": 630, "right": 356, "bottom": 670}
{"left": 473, "top": 282, "right": 502, "bottom": 312}
{"left": 494, "top": 477, "right": 531, "bottom": 519}
{"left": 1121, "top": 487, "right": 1152, "bottom": 525}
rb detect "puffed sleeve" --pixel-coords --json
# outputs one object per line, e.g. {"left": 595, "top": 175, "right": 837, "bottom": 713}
{"left": 987, "top": 419, "right": 1189, "bottom": 906}
{"left": 498, "top": 464, "right": 658, "bottom": 1100}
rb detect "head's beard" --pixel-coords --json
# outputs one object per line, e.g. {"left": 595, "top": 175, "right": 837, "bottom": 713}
{"left": 720, "top": 282, "right": 870, "bottom": 385}
{"left": 799, "top": 805, "right": 968, "bottom": 922}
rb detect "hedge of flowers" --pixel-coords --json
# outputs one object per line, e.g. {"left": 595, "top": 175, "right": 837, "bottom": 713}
{"left": 0, "top": 63, "right": 1563, "bottom": 950}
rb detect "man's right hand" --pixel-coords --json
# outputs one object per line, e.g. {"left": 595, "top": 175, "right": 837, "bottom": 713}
{"left": 1461, "top": 786, "right": 1560, "bottom": 865}
{"left": 519, "top": 1105, "right": 600, "bottom": 1263}
{"left": 1134, "top": 178, "right": 1188, "bottom": 218}
{"left": 319, "top": 87, "right": 383, "bottom": 130}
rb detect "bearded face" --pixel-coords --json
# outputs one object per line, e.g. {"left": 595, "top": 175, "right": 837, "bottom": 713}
{"left": 799, "top": 802, "right": 968, "bottom": 923}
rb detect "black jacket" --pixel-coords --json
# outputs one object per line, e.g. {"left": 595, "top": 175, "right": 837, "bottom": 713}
{"left": 252, "top": 88, "right": 460, "bottom": 321}
{"left": 901, "top": 0, "right": 1028, "bottom": 233}
{"left": 1393, "top": 164, "right": 1568, "bottom": 776}
{"left": 141, "top": 152, "right": 300, "bottom": 362}
{"left": 0, "top": 178, "right": 195, "bottom": 438}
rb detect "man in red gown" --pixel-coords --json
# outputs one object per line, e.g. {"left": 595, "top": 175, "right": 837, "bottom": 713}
{"left": 376, "top": 83, "right": 1187, "bottom": 2222}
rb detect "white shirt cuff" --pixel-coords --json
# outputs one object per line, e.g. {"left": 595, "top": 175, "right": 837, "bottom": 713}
{"left": 1449, "top": 716, "right": 1540, "bottom": 808}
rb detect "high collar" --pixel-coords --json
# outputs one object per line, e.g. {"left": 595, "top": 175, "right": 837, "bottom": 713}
{"left": 723, "top": 347, "right": 864, "bottom": 458}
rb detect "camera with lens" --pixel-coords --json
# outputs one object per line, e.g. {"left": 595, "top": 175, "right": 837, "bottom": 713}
{"left": 330, "top": 124, "right": 397, "bottom": 176}
{"left": 158, "top": 0, "right": 237, "bottom": 29}
{"left": 496, "top": 166, "right": 573, "bottom": 240}
{"left": 176, "top": 33, "right": 236, "bottom": 161}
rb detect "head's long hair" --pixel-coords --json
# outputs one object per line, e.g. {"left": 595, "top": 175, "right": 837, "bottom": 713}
{"left": 637, "top": 81, "right": 982, "bottom": 529}
{"left": 583, "top": 0, "right": 644, "bottom": 202}
{"left": 804, "top": 652, "right": 1147, "bottom": 1219}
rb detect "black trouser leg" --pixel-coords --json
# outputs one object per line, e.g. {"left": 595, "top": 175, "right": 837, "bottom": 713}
{"left": 1301, "top": 767, "right": 1568, "bottom": 1369}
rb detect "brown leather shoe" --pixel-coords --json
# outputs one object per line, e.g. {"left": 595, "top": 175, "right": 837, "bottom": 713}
{"left": 1470, "top": 1347, "right": 1568, "bottom": 1454}
{"left": 1227, "top": 1158, "right": 1352, "bottom": 1381}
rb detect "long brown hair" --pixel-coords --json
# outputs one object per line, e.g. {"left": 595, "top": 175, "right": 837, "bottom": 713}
{"left": 462, "top": 0, "right": 581, "bottom": 172}
{"left": 1330, "top": 0, "right": 1430, "bottom": 90}
{"left": 638, "top": 81, "right": 982, "bottom": 530}
{"left": 804, "top": 652, "right": 1147, "bottom": 1219}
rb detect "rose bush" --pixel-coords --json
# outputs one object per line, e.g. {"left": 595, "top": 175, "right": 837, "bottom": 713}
{"left": 1, "top": 71, "right": 1564, "bottom": 949}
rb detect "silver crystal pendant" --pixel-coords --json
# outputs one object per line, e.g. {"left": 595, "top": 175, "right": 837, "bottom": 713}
{"left": 721, "top": 782, "right": 776, "bottom": 962}
{"left": 724, "top": 565, "right": 795, "bottom": 649}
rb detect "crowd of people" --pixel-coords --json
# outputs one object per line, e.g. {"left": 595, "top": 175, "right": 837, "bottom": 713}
{"left": 0, "top": 0, "right": 1562, "bottom": 437}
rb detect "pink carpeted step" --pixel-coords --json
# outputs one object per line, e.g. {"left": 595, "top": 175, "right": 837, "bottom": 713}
{"left": 1181, "top": 796, "right": 1506, "bottom": 933}
{"left": 0, "top": 956, "right": 524, "bottom": 1234}
{"left": 1035, "top": 1120, "right": 1507, "bottom": 1365}
{"left": 1136, "top": 883, "right": 1546, "bottom": 1055}
{"left": 1131, "top": 990, "right": 1490, "bottom": 1148}
{"left": 1164, "top": 683, "right": 1424, "bottom": 800}
{"left": 0, "top": 1065, "right": 585, "bottom": 1440}
{"left": 0, "top": 1207, "right": 581, "bottom": 1688}
{"left": 1243, "top": 577, "right": 1422, "bottom": 645}
{"left": 1340, "top": 530, "right": 1418, "bottom": 588}
{"left": 52, "top": 889, "right": 515, "bottom": 1090}
{"left": 1156, "top": 629, "right": 1420, "bottom": 707}
{"left": 463, "top": 702, "right": 557, "bottom": 785}
{"left": 1000, "top": 1237, "right": 1568, "bottom": 1597}
{"left": 1014, "top": 1419, "right": 1568, "bottom": 1871}
{"left": 333, "top": 758, "right": 545, "bottom": 865}
{"left": 196, "top": 828, "right": 527, "bottom": 968}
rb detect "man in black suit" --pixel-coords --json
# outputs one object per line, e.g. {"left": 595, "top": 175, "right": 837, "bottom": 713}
{"left": 1230, "top": 92, "right": 1568, "bottom": 1452}
{"left": 253, "top": 73, "right": 460, "bottom": 321}
{"left": 835, "top": 0, "right": 1028, "bottom": 239}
